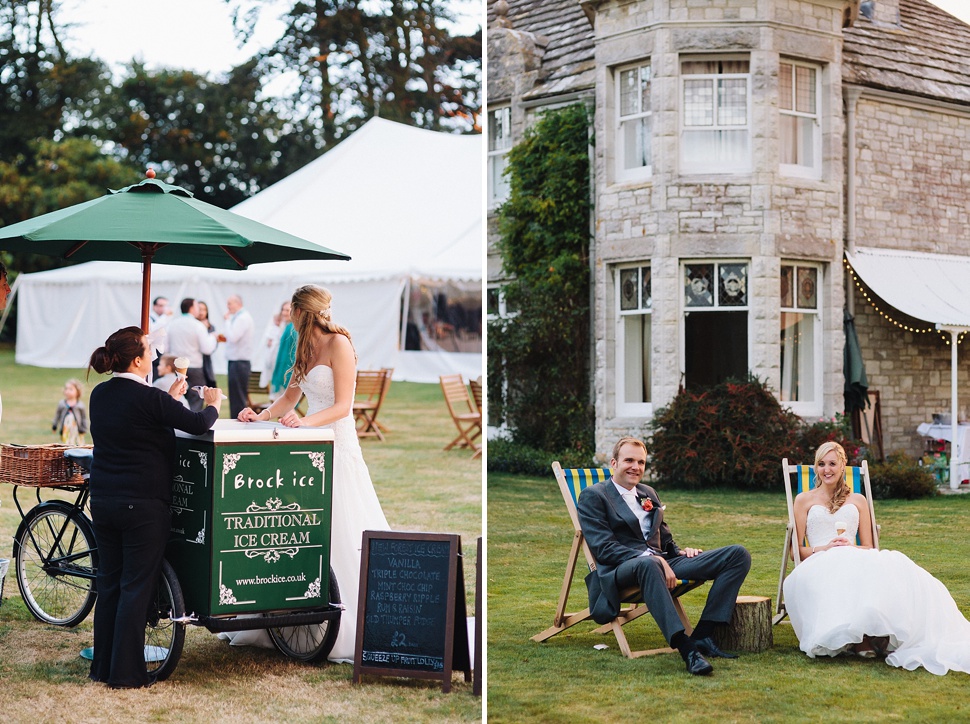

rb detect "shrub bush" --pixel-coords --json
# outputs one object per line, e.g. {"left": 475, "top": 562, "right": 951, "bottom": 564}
{"left": 868, "top": 453, "right": 938, "bottom": 500}
{"left": 647, "top": 376, "right": 802, "bottom": 491}
{"left": 488, "top": 103, "right": 594, "bottom": 454}
{"left": 486, "top": 438, "right": 594, "bottom": 477}
{"left": 794, "top": 414, "right": 866, "bottom": 466}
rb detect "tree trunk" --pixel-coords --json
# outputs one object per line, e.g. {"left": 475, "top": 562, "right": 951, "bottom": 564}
{"left": 712, "top": 595, "right": 773, "bottom": 653}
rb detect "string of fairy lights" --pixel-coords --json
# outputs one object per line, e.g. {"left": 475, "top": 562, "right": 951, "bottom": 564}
{"left": 843, "top": 257, "right": 968, "bottom": 346}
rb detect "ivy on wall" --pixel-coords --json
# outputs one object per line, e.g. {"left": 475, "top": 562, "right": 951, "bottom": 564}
{"left": 488, "top": 103, "right": 594, "bottom": 455}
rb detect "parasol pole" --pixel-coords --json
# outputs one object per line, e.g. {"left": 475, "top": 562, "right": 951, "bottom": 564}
{"left": 140, "top": 248, "right": 153, "bottom": 332}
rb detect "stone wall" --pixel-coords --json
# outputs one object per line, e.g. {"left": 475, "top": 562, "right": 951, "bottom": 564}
{"left": 590, "top": 1, "right": 847, "bottom": 459}
{"left": 852, "top": 96, "right": 970, "bottom": 257}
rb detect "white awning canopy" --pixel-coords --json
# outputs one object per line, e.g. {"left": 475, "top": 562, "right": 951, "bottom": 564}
{"left": 846, "top": 245, "right": 970, "bottom": 490}
{"left": 845, "top": 246, "right": 970, "bottom": 327}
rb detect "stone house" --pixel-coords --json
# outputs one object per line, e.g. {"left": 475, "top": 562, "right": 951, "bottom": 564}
{"left": 487, "top": 0, "right": 970, "bottom": 464}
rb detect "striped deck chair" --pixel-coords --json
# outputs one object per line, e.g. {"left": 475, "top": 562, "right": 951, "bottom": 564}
{"left": 531, "top": 462, "right": 705, "bottom": 658}
{"left": 774, "top": 457, "right": 880, "bottom": 625}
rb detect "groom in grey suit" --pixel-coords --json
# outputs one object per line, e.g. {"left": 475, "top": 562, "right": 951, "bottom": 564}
{"left": 577, "top": 436, "right": 751, "bottom": 675}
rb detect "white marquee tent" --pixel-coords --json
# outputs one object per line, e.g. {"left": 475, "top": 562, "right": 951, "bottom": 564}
{"left": 12, "top": 118, "right": 483, "bottom": 384}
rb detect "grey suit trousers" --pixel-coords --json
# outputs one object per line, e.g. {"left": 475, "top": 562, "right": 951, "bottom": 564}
{"left": 614, "top": 544, "right": 751, "bottom": 643}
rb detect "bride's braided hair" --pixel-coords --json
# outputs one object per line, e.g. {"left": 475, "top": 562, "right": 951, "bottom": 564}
{"left": 289, "top": 284, "right": 354, "bottom": 385}
{"left": 815, "top": 441, "right": 850, "bottom": 513}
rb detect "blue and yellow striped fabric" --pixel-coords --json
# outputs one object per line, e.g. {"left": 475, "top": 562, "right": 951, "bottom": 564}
{"left": 562, "top": 467, "right": 612, "bottom": 507}
{"left": 790, "top": 465, "right": 865, "bottom": 495}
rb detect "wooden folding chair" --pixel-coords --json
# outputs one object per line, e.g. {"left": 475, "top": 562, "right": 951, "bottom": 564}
{"left": 439, "top": 374, "right": 481, "bottom": 457}
{"left": 470, "top": 378, "right": 482, "bottom": 417}
{"left": 353, "top": 368, "right": 393, "bottom": 441}
{"left": 245, "top": 371, "right": 272, "bottom": 412}
{"left": 532, "top": 462, "right": 705, "bottom": 658}
{"left": 774, "top": 457, "right": 880, "bottom": 625}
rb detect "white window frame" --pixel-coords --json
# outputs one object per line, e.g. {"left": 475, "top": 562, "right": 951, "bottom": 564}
{"left": 615, "top": 62, "right": 653, "bottom": 182}
{"left": 486, "top": 284, "right": 515, "bottom": 437}
{"left": 487, "top": 106, "right": 512, "bottom": 208}
{"left": 779, "top": 59, "right": 822, "bottom": 179}
{"left": 679, "top": 259, "right": 752, "bottom": 386}
{"left": 615, "top": 264, "right": 653, "bottom": 417}
{"left": 779, "top": 261, "right": 823, "bottom": 417}
{"left": 680, "top": 56, "right": 752, "bottom": 174}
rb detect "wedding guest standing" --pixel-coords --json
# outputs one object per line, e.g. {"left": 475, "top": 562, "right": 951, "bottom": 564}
{"left": 148, "top": 296, "right": 172, "bottom": 380}
{"left": 166, "top": 298, "right": 218, "bottom": 411}
{"left": 259, "top": 301, "right": 291, "bottom": 394}
{"left": 0, "top": 262, "right": 10, "bottom": 424}
{"left": 195, "top": 300, "right": 219, "bottom": 388}
{"left": 223, "top": 294, "right": 254, "bottom": 418}
{"left": 86, "top": 326, "right": 222, "bottom": 688}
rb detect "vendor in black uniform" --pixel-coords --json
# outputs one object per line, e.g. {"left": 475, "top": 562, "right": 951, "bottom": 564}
{"left": 87, "top": 326, "right": 223, "bottom": 689}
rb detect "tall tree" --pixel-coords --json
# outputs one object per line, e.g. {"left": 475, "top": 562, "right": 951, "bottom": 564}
{"left": 0, "top": 0, "right": 110, "bottom": 163}
{"left": 228, "top": 0, "right": 481, "bottom": 146}
{"left": 86, "top": 60, "right": 312, "bottom": 207}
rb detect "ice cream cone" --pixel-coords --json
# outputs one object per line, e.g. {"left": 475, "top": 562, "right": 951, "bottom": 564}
{"left": 174, "top": 356, "right": 189, "bottom": 379}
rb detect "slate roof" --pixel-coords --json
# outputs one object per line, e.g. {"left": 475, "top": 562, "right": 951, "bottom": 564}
{"left": 842, "top": 0, "right": 970, "bottom": 105}
{"left": 487, "top": 0, "right": 970, "bottom": 107}
{"left": 487, "top": 0, "right": 595, "bottom": 100}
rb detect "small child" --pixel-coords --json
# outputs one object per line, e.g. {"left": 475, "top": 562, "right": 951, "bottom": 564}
{"left": 52, "top": 378, "right": 89, "bottom": 445}
{"left": 153, "top": 355, "right": 189, "bottom": 408}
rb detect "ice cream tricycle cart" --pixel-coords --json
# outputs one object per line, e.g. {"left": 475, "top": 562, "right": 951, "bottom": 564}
{"left": 3, "top": 420, "right": 341, "bottom": 681}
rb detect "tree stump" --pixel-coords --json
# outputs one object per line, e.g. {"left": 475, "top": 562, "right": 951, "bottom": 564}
{"left": 711, "top": 595, "right": 772, "bottom": 653}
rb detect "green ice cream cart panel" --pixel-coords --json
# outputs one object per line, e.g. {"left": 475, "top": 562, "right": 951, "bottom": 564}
{"left": 168, "top": 421, "right": 334, "bottom": 617}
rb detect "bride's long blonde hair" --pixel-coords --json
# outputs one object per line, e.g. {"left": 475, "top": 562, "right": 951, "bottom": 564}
{"left": 814, "top": 441, "right": 850, "bottom": 513}
{"left": 289, "top": 285, "right": 354, "bottom": 385}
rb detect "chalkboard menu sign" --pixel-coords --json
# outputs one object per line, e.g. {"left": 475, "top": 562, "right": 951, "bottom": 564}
{"left": 353, "top": 531, "right": 470, "bottom": 692}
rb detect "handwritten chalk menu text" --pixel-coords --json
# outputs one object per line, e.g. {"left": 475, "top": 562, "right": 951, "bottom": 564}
{"left": 354, "top": 531, "right": 470, "bottom": 692}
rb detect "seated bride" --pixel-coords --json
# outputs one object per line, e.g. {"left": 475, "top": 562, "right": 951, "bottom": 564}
{"left": 784, "top": 441, "right": 970, "bottom": 675}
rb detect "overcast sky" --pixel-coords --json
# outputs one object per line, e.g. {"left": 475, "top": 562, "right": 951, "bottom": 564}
{"left": 58, "top": 0, "right": 483, "bottom": 76}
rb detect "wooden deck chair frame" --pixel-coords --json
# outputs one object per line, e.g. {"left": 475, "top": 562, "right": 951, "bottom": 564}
{"left": 353, "top": 368, "right": 393, "bottom": 441}
{"left": 531, "top": 462, "right": 704, "bottom": 658}
{"left": 773, "top": 457, "right": 880, "bottom": 625}
{"left": 245, "top": 370, "right": 272, "bottom": 412}
{"left": 439, "top": 374, "right": 482, "bottom": 457}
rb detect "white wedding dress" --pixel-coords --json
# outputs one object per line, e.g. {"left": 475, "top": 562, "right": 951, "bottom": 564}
{"left": 221, "top": 365, "right": 390, "bottom": 663}
{"left": 783, "top": 502, "right": 970, "bottom": 675}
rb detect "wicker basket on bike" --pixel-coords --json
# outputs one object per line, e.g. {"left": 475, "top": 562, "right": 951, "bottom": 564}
{"left": 0, "top": 443, "right": 91, "bottom": 487}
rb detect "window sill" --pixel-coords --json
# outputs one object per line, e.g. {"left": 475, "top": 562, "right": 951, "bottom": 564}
{"left": 607, "top": 176, "right": 654, "bottom": 192}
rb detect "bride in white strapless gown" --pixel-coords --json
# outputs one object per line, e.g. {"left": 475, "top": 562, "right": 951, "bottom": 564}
{"left": 785, "top": 443, "right": 970, "bottom": 676}
{"left": 233, "top": 285, "right": 390, "bottom": 663}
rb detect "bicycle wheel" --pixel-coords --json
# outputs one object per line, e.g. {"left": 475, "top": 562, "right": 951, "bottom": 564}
{"left": 267, "top": 567, "right": 341, "bottom": 662}
{"left": 145, "top": 559, "right": 186, "bottom": 683}
{"left": 14, "top": 500, "right": 98, "bottom": 627}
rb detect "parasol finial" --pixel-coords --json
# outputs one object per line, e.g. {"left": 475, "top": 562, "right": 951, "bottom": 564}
{"left": 146, "top": 168, "right": 156, "bottom": 179}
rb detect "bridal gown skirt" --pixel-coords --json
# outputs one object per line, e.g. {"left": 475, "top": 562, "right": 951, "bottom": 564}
{"left": 784, "top": 546, "right": 970, "bottom": 675}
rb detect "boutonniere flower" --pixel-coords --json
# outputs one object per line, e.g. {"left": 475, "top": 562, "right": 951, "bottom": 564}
{"left": 637, "top": 495, "right": 654, "bottom": 512}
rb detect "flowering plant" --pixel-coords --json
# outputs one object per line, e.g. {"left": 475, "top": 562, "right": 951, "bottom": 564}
{"left": 637, "top": 495, "right": 654, "bottom": 512}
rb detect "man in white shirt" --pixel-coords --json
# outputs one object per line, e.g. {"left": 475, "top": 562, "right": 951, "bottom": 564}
{"left": 576, "top": 437, "right": 751, "bottom": 675}
{"left": 223, "top": 294, "right": 254, "bottom": 418}
{"left": 148, "top": 296, "right": 172, "bottom": 380}
{"left": 166, "top": 298, "right": 218, "bottom": 411}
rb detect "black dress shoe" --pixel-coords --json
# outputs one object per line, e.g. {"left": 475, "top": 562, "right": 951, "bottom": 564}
{"left": 693, "top": 637, "right": 739, "bottom": 659}
{"left": 684, "top": 649, "right": 713, "bottom": 675}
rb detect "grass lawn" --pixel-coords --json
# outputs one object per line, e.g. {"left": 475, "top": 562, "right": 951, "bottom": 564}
{"left": 0, "top": 346, "right": 482, "bottom": 723}
{"left": 487, "top": 472, "right": 970, "bottom": 723}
